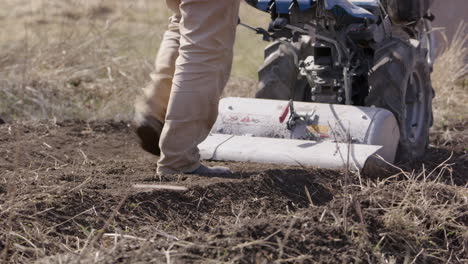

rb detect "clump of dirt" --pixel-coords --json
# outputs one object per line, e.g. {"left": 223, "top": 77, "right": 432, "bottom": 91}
{"left": 0, "top": 121, "right": 466, "bottom": 263}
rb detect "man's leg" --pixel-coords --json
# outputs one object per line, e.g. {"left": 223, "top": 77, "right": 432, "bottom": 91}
{"left": 133, "top": 9, "right": 181, "bottom": 155}
{"left": 157, "top": 0, "right": 241, "bottom": 175}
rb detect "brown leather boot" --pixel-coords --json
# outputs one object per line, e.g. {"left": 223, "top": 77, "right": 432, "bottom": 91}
{"left": 132, "top": 115, "right": 164, "bottom": 156}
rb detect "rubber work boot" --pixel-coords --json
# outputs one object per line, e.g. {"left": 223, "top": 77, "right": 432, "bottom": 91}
{"left": 132, "top": 116, "right": 164, "bottom": 156}
{"left": 187, "top": 164, "right": 231, "bottom": 175}
{"left": 157, "top": 164, "right": 231, "bottom": 176}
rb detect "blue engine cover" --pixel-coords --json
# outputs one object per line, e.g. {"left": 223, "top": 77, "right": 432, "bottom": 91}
{"left": 254, "top": 0, "right": 377, "bottom": 21}
{"left": 256, "top": 0, "right": 312, "bottom": 13}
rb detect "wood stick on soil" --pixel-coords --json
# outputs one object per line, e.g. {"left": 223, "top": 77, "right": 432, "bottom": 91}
{"left": 133, "top": 184, "right": 188, "bottom": 192}
{"left": 304, "top": 186, "right": 314, "bottom": 207}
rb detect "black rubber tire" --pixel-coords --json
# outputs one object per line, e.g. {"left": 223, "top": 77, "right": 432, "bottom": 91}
{"left": 367, "top": 38, "right": 434, "bottom": 162}
{"left": 255, "top": 41, "right": 310, "bottom": 101}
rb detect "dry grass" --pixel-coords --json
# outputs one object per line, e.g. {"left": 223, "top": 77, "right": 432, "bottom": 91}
{"left": 0, "top": 0, "right": 268, "bottom": 121}
{"left": 431, "top": 22, "right": 468, "bottom": 148}
{"left": 369, "top": 167, "right": 468, "bottom": 263}
{"left": 4, "top": 160, "right": 465, "bottom": 263}
{"left": 0, "top": 0, "right": 165, "bottom": 121}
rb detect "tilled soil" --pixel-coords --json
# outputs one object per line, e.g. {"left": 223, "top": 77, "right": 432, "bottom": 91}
{"left": 0, "top": 121, "right": 466, "bottom": 263}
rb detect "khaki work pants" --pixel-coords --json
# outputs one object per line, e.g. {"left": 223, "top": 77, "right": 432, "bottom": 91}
{"left": 139, "top": 0, "right": 241, "bottom": 174}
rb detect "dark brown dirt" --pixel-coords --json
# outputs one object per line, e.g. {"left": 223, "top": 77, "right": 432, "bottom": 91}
{"left": 0, "top": 120, "right": 466, "bottom": 263}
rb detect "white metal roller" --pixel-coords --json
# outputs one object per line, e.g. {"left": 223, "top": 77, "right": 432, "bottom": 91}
{"left": 199, "top": 97, "right": 400, "bottom": 170}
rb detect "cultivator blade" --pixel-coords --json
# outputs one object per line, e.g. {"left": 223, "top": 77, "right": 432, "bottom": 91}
{"left": 200, "top": 134, "right": 383, "bottom": 170}
{"left": 199, "top": 98, "right": 400, "bottom": 171}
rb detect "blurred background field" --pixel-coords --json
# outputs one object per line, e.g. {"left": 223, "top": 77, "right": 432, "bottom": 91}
{"left": 0, "top": 0, "right": 466, "bottom": 142}
{"left": 0, "top": 1, "right": 270, "bottom": 121}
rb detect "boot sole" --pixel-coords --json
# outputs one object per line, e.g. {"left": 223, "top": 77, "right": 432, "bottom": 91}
{"left": 135, "top": 125, "right": 161, "bottom": 156}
